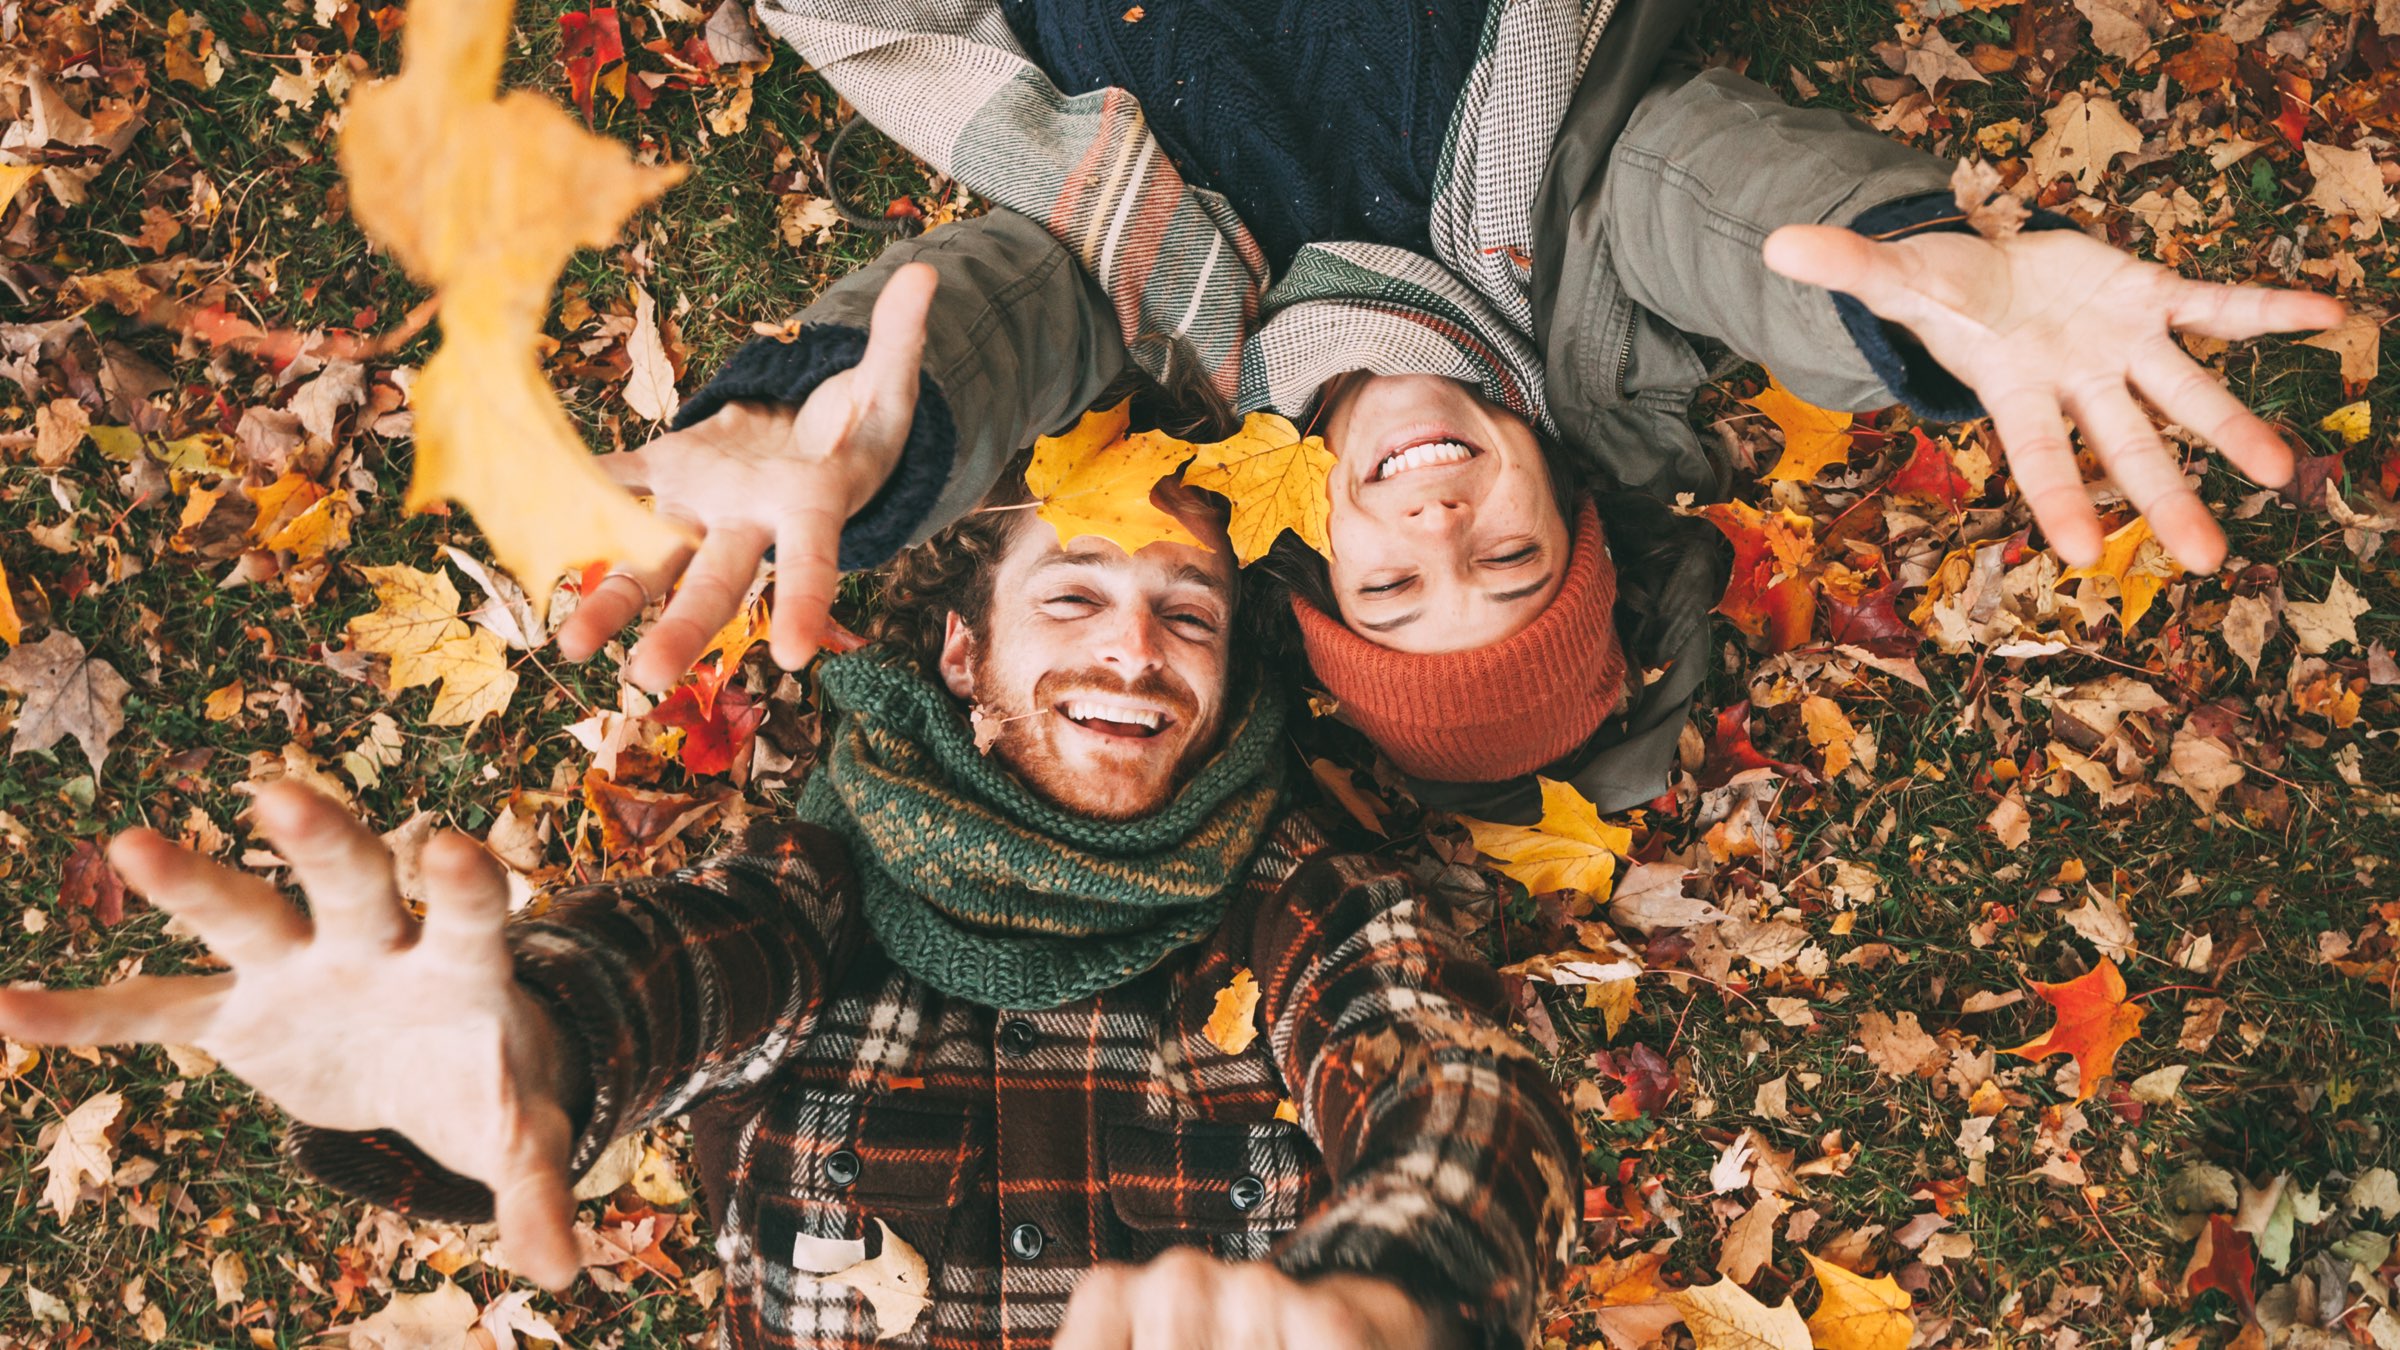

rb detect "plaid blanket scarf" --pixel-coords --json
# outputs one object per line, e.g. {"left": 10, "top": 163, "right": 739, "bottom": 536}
{"left": 752, "top": 0, "right": 1623, "bottom": 426}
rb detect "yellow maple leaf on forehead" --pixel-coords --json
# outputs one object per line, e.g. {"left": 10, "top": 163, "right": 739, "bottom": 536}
{"left": 1459, "top": 777, "right": 1633, "bottom": 899}
{"left": 1183, "top": 412, "right": 1335, "bottom": 565}
{"left": 1023, "top": 399, "right": 1205, "bottom": 555}
{"left": 337, "top": 0, "right": 692, "bottom": 615}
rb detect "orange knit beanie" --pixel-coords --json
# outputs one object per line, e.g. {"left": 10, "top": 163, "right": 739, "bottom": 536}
{"left": 1292, "top": 501, "right": 1626, "bottom": 783}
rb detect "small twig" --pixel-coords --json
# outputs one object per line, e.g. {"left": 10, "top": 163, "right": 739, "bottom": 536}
{"left": 974, "top": 501, "right": 1042, "bottom": 515}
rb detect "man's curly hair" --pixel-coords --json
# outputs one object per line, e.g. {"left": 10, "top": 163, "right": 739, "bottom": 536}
{"left": 863, "top": 449, "right": 1036, "bottom": 671}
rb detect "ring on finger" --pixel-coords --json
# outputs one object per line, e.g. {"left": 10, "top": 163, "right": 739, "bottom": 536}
{"left": 601, "top": 567, "right": 657, "bottom": 609}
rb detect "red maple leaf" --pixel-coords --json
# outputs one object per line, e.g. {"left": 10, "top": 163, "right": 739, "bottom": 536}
{"left": 559, "top": 5, "right": 625, "bottom": 123}
{"left": 1885, "top": 428, "right": 1971, "bottom": 513}
{"left": 651, "top": 682, "right": 766, "bottom": 777}
{"left": 1696, "top": 702, "right": 1813, "bottom": 791}
{"left": 2184, "top": 1214, "right": 2257, "bottom": 1319}
{"left": 60, "top": 838, "right": 126, "bottom": 927}
{"left": 2004, "top": 957, "right": 2146, "bottom": 1102}
{"left": 1698, "top": 501, "right": 1817, "bottom": 652}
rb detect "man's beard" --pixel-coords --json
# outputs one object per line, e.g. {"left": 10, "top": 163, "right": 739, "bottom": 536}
{"left": 975, "top": 659, "right": 1214, "bottom": 821}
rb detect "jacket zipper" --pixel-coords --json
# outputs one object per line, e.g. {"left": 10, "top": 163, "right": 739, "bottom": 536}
{"left": 1612, "top": 304, "right": 1636, "bottom": 400}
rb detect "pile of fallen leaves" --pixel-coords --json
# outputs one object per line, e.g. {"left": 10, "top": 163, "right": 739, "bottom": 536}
{"left": 4, "top": 0, "right": 2397, "bottom": 1347}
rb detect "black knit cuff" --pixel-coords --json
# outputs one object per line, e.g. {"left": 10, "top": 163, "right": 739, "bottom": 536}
{"left": 673, "top": 325, "right": 960, "bottom": 571}
{"left": 1833, "top": 190, "right": 2079, "bottom": 423}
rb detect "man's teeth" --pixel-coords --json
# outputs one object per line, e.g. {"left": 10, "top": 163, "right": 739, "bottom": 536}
{"left": 1375, "top": 440, "right": 1475, "bottom": 481}
{"left": 1061, "top": 699, "right": 1164, "bottom": 730}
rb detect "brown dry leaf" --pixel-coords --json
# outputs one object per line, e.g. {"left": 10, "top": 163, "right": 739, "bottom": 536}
{"left": 2158, "top": 723, "right": 2245, "bottom": 814}
{"left": 2071, "top": 0, "right": 2165, "bottom": 60}
{"left": 1985, "top": 788, "right": 2031, "bottom": 850}
{"left": 1204, "top": 968, "right": 1262, "bottom": 1055}
{"left": 2027, "top": 91, "right": 2143, "bottom": 192}
{"left": 2223, "top": 593, "right": 2275, "bottom": 676}
{"left": 1858, "top": 1011, "right": 1942, "bottom": 1078}
{"left": 1670, "top": 1278, "right": 1811, "bottom": 1350}
{"left": 622, "top": 280, "right": 680, "bottom": 423}
{"left": 1181, "top": 412, "right": 1335, "bottom": 564}
{"left": 337, "top": 0, "right": 691, "bottom": 613}
{"left": 1952, "top": 158, "right": 2027, "bottom": 240}
{"left": 208, "top": 1248, "right": 247, "bottom": 1308}
{"left": 2303, "top": 142, "right": 2397, "bottom": 239}
{"left": 2285, "top": 572, "right": 2370, "bottom": 654}
{"left": 38, "top": 1089, "right": 122, "bottom": 1220}
{"left": 789, "top": 1219, "right": 931, "bottom": 1338}
{"left": 1024, "top": 400, "right": 1205, "bottom": 557}
{"left": 203, "top": 679, "right": 244, "bottom": 722}
{"left": 342, "top": 1278, "right": 479, "bottom": 1350}
{"left": 1888, "top": 23, "right": 1988, "bottom": 95}
{"left": 1718, "top": 1194, "right": 1790, "bottom": 1283}
{"left": 0, "top": 630, "right": 132, "bottom": 773}
{"left": 2297, "top": 305, "right": 2385, "bottom": 387}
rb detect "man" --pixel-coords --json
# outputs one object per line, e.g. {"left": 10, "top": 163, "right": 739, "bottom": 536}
{"left": 0, "top": 275, "right": 1578, "bottom": 1349}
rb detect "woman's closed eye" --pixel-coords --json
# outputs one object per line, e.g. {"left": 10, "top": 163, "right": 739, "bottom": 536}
{"left": 1358, "top": 573, "right": 1417, "bottom": 598}
{"left": 1481, "top": 543, "right": 1540, "bottom": 568}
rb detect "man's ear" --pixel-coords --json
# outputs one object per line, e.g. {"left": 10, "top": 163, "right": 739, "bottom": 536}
{"left": 936, "top": 612, "right": 978, "bottom": 700}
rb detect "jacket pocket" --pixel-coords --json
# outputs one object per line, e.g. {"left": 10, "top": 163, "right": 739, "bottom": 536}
{"left": 1103, "top": 1118, "right": 1326, "bottom": 1262}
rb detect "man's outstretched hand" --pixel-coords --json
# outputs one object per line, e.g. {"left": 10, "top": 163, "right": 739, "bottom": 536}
{"left": 556, "top": 262, "right": 941, "bottom": 692}
{"left": 1763, "top": 223, "right": 2347, "bottom": 574}
{"left": 0, "top": 782, "right": 585, "bottom": 1289}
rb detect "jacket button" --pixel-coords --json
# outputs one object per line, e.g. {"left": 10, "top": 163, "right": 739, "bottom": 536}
{"left": 824, "top": 1149, "right": 861, "bottom": 1187}
{"left": 1228, "top": 1174, "right": 1266, "bottom": 1213}
{"left": 998, "top": 1018, "right": 1036, "bottom": 1057}
{"left": 1007, "top": 1222, "right": 1046, "bottom": 1260}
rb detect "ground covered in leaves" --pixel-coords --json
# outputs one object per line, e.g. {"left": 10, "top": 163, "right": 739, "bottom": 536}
{"left": 2, "top": 0, "right": 2398, "bottom": 1347}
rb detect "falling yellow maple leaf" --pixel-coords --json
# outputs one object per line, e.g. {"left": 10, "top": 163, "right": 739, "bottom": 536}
{"left": 2057, "top": 516, "right": 2182, "bottom": 631}
{"left": 1183, "top": 412, "right": 1335, "bottom": 564}
{"left": 1747, "top": 372, "right": 1854, "bottom": 483}
{"left": 1803, "top": 1255, "right": 1913, "bottom": 1350}
{"left": 1461, "top": 777, "right": 1632, "bottom": 898}
{"left": 337, "top": 0, "right": 691, "bottom": 614}
{"left": 1024, "top": 399, "right": 1204, "bottom": 556}
{"left": 1204, "top": 967, "right": 1262, "bottom": 1055}
{"left": 1669, "top": 1277, "right": 1811, "bottom": 1350}
{"left": 345, "top": 564, "right": 521, "bottom": 728}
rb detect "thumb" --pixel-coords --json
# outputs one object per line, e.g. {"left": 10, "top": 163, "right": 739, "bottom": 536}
{"left": 1761, "top": 224, "right": 1929, "bottom": 322}
{"left": 854, "top": 261, "right": 940, "bottom": 410}
{"left": 490, "top": 1093, "right": 582, "bottom": 1290}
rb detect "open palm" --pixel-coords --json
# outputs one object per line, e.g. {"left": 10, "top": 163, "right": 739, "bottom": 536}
{"left": 1765, "top": 224, "right": 2347, "bottom": 573}
{"left": 0, "top": 783, "right": 583, "bottom": 1289}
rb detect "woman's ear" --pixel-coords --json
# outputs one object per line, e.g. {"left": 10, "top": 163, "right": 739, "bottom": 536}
{"left": 936, "top": 612, "right": 978, "bottom": 700}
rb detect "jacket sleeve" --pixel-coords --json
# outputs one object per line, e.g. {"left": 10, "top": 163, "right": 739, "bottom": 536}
{"left": 1256, "top": 852, "right": 1580, "bottom": 1350}
{"left": 283, "top": 819, "right": 864, "bottom": 1224}
{"left": 675, "top": 208, "right": 1130, "bottom": 570}
{"left": 1575, "top": 66, "right": 1959, "bottom": 412}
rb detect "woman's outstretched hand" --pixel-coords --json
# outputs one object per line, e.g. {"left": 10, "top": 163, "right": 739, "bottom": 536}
{"left": 0, "top": 782, "right": 586, "bottom": 1290}
{"left": 1762, "top": 223, "right": 2347, "bottom": 574}
{"left": 555, "top": 262, "right": 940, "bottom": 691}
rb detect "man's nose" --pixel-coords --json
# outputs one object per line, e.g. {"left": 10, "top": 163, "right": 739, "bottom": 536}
{"left": 1093, "top": 608, "right": 1168, "bottom": 671}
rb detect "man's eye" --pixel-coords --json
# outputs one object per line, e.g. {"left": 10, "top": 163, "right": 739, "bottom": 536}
{"left": 1169, "top": 612, "right": 1219, "bottom": 634}
{"left": 1044, "top": 594, "right": 1101, "bottom": 609}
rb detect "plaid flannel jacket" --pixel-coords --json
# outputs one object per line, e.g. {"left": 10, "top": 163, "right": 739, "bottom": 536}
{"left": 288, "top": 811, "right": 1579, "bottom": 1350}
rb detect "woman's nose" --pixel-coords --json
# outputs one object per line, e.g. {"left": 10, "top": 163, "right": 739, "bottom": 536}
{"left": 1402, "top": 497, "right": 1469, "bottom": 532}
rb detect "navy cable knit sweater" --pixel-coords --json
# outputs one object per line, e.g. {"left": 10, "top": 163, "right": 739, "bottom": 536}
{"left": 998, "top": 0, "right": 1490, "bottom": 270}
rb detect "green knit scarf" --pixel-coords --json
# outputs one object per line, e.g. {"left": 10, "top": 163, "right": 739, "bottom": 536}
{"left": 795, "top": 648, "right": 1285, "bottom": 1010}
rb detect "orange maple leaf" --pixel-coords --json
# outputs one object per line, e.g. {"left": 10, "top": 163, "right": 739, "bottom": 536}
{"left": 1748, "top": 371, "right": 1855, "bottom": 483}
{"left": 1698, "top": 500, "right": 1818, "bottom": 651}
{"left": 2004, "top": 957, "right": 2145, "bottom": 1101}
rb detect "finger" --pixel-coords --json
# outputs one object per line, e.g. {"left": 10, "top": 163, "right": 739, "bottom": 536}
{"left": 2131, "top": 341, "right": 2296, "bottom": 488}
{"left": 0, "top": 974, "right": 232, "bottom": 1047}
{"left": 2165, "top": 278, "right": 2348, "bottom": 340}
{"left": 591, "top": 444, "right": 654, "bottom": 495}
{"left": 625, "top": 525, "right": 771, "bottom": 692}
{"left": 1279, "top": 1286, "right": 1377, "bottom": 1350}
{"left": 1056, "top": 1266, "right": 1137, "bottom": 1350}
{"left": 1760, "top": 225, "right": 1941, "bottom": 329}
{"left": 252, "top": 780, "right": 407, "bottom": 955}
{"left": 415, "top": 832, "right": 513, "bottom": 978}
{"left": 491, "top": 1090, "right": 582, "bottom": 1291}
{"left": 2066, "top": 384, "right": 2226, "bottom": 573}
{"left": 554, "top": 545, "right": 693, "bottom": 665}
{"left": 1983, "top": 386, "right": 2105, "bottom": 568}
{"left": 853, "top": 262, "right": 939, "bottom": 410}
{"left": 108, "top": 828, "right": 309, "bottom": 967}
{"left": 769, "top": 511, "right": 844, "bottom": 670}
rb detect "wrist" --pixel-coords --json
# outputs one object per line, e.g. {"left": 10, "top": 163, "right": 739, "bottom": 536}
{"left": 506, "top": 982, "right": 588, "bottom": 1122}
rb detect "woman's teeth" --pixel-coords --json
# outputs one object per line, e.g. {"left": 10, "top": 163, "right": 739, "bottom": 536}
{"left": 1061, "top": 699, "right": 1165, "bottom": 732}
{"left": 1374, "top": 440, "right": 1475, "bottom": 481}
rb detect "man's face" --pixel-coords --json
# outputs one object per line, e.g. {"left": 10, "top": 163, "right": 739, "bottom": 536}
{"left": 1318, "top": 372, "right": 1570, "bottom": 654}
{"left": 938, "top": 498, "right": 1236, "bottom": 821}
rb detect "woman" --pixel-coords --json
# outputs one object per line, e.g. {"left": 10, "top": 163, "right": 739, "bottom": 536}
{"left": 556, "top": 0, "right": 2342, "bottom": 819}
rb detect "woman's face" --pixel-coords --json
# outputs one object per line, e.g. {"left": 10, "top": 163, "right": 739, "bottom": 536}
{"left": 1318, "top": 372, "right": 1570, "bottom": 653}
